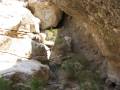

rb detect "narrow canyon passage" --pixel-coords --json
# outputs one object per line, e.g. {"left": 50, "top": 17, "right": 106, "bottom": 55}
{"left": 0, "top": 0, "right": 120, "bottom": 90}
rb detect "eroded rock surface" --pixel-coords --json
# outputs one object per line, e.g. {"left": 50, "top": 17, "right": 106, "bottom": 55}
{"left": 28, "top": 0, "right": 63, "bottom": 29}
{"left": 0, "top": 3, "right": 40, "bottom": 37}
{"left": 50, "top": 0, "right": 120, "bottom": 85}
{"left": 0, "top": 3, "right": 50, "bottom": 82}
{"left": 0, "top": 38, "right": 50, "bottom": 83}
{"left": 0, "top": 58, "right": 49, "bottom": 81}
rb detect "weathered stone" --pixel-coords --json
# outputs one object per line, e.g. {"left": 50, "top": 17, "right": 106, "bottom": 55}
{"left": 0, "top": 36, "right": 12, "bottom": 50}
{"left": 0, "top": 2, "right": 50, "bottom": 83}
{"left": 50, "top": 0, "right": 120, "bottom": 84}
{"left": 31, "top": 40, "right": 51, "bottom": 60}
{"left": 0, "top": 36, "right": 51, "bottom": 60}
{"left": 32, "top": 32, "right": 54, "bottom": 47}
{"left": 0, "top": 58, "right": 50, "bottom": 81}
{"left": 0, "top": 3, "right": 40, "bottom": 37}
{"left": 0, "top": 36, "right": 50, "bottom": 81}
{"left": 28, "top": 0, "right": 62, "bottom": 29}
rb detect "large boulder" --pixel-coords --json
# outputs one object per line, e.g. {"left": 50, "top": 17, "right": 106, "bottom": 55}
{"left": 28, "top": 0, "right": 63, "bottom": 29}
{"left": 0, "top": 35, "right": 51, "bottom": 61}
{"left": 0, "top": 55, "right": 50, "bottom": 81}
{"left": 0, "top": 3, "right": 40, "bottom": 37}
{"left": 50, "top": 0, "right": 120, "bottom": 85}
{"left": 0, "top": 37, "right": 50, "bottom": 83}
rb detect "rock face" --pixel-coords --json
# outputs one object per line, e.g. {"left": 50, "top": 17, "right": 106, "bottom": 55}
{"left": 0, "top": 3, "right": 50, "bottom": 81}
{"left": 1, "top": 37, "right": 50, "bottom": 59}
{"left": 28, "top": 0, "right": 62, "bottom": 29}
{"left": 0, "top": 36, "right": 50, "bottom": 81}
{"left": 0, "top": 58, "right": 49, "bottom": 81}
{"left": 0, "top": 3, "right": 50, "bottom": 59}
{"left": 50, "top": 0, "right": 120, "bottom": 84}
{"left": 0, "top": 0, "right": 28, "bottom": 7}
{"left": 0, "top": 3, "right": 40, "bottom": 36}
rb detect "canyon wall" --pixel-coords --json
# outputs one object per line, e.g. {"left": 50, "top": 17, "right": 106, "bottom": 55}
{"left": 50, "top": 0, "right": 120, "bottom": 84}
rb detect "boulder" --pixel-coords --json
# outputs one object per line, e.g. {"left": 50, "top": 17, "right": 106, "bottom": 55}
{"left": 0, "top": 3, "right": 40, "bottom": 37}
{"left": 28, "top": 0, "right": 62, "bottom": 29}
{"left": 0, "top": 36, "right": 50, "bottom": 81}
{"left": 0, "top": 57, "right": 50, "bottom": 81}
{"left": 0, "top": 36, "right": 51, "bottom": 60}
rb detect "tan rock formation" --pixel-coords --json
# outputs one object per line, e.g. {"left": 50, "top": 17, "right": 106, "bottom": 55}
{"left": 50, "top": 0, "right": 120, "bottom": 84}
{"left": 28, "top": 0, "right": 62, "bottom": 29}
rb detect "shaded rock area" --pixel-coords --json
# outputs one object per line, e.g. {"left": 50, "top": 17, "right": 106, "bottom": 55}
{"left": 50, "top": 0, "right": 120, "bottom": 89}
{"left": 47, "top": 28, "right": 105, "bottom": 90}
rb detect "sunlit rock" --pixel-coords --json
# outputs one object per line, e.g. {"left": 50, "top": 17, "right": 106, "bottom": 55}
{"left": 0, "top": 3, "right": 50, "bottom": 62}
{"left": 0, "top": 3, "right": 40, "bottom": 37}
{"left": 0, "top": 2, "right": 50, "bottom": 83}
{"left": 0, "top": 0, "right": 28, "bottom": 7}
{"left": 0, "top": 36, "right": 51, "bottom": 60}
{"left": 0, "top": 37, "right": 50, "bottom": 81}
{"left": 31, "top": 40, "right": 51, "bottom": 61}
{"left": 0, "top": 36, "right": 12, "bottom": 50}
{"left": 0, "top": 58, "right": 50, "bottom": 81}
{"left": 0, "top": 53, "right": 18, "bottom": 71}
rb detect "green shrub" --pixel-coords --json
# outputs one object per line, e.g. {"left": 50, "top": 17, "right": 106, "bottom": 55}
{"left": 62, "top": 54, "right": 88, "bottom": 79}
{"left": 45, "top": 28, "right": 58, "bottom": 41}
{"left": 30, "top": 78, "right": 46, "bottom": 90}
{"left": 0, "top": 77, "right": 47, "bottom": 90}
{"left": 0, "top": 78, "right": 12, "bottom": 90}
{"left": 62, "top": 54, "right": 104, "bottom": 90}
